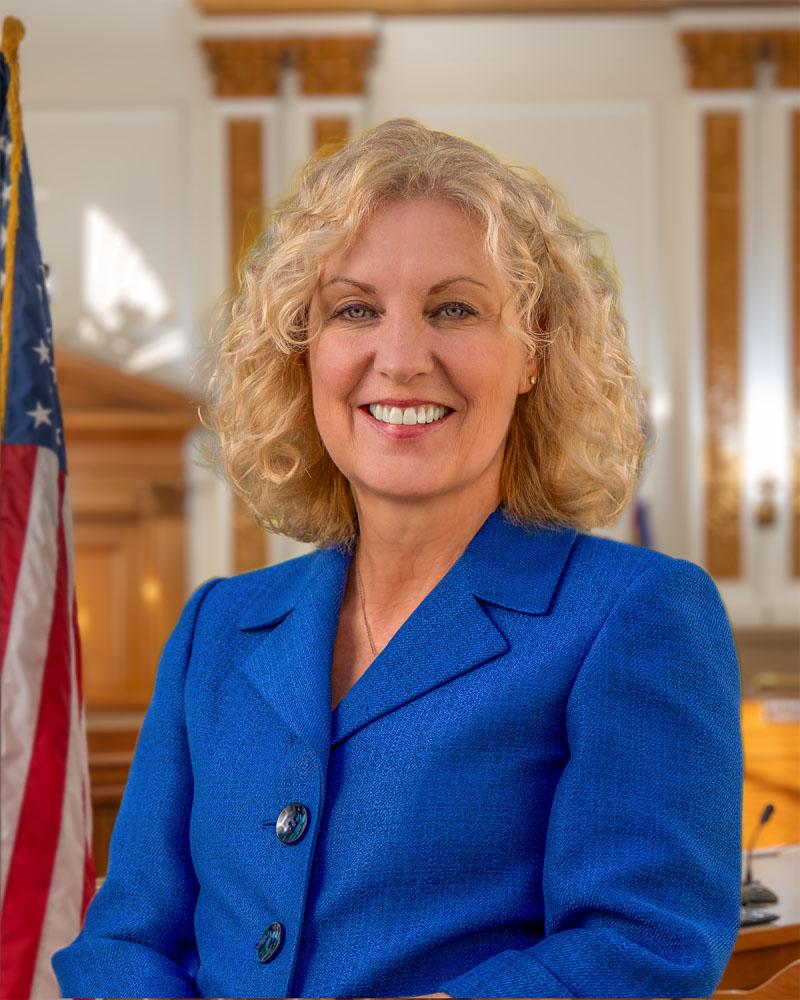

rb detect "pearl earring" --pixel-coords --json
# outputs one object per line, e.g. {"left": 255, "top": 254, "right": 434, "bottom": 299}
{"left": 529, "top": 375, "right": 537, "bottom": 385}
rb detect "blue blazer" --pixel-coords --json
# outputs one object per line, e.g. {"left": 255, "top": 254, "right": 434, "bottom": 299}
{"left": 52, "top": 505, "right": 743, "bottom": 999}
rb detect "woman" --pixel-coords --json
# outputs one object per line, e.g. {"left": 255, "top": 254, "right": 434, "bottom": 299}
{"left": 52, "top": 118, "right": 743, "bottom": 999}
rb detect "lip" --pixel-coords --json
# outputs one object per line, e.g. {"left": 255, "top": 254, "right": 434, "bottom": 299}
{"left": 358, "top": 403, "right": 454, "bottom": 439}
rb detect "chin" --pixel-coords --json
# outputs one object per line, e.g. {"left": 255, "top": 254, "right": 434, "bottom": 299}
{"left": 354, "top": 479, "right": 449, "bottom": 502}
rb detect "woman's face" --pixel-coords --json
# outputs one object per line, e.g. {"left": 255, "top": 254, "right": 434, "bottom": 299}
{"left": 307, "top": 196, "right": 536, "bottom": 512}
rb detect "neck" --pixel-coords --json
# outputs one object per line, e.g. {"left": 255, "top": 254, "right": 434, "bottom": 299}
{"left": 350, "top": 488, "right": 501, "bottom": 615}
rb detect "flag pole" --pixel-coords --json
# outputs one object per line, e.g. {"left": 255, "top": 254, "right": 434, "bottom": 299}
{"left": 0, "top": 16, "right": 25, "bottom": 454}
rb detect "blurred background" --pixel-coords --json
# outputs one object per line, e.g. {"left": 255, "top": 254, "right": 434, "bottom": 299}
{"left": 11, "top": 0, "right": 799, "bottom": 882}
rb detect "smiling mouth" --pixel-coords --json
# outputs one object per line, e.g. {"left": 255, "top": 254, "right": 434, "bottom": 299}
{"left": 360, "top": 403, "right": 453, "bottom": 427}
{"left": 358, "top": 404, "right": 454, "bottom": 432}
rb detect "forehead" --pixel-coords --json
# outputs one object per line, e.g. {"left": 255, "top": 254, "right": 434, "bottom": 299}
{"left": 319, "top": 197, "right": 499, "bottom": 282}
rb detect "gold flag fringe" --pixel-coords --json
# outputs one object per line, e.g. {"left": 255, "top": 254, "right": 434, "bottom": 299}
{"left": 0, "top": 16, "right": 26, "bottom": 449}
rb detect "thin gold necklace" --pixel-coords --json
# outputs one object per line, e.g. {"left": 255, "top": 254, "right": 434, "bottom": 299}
{"left": 355, "top": 552, "right": 379, "bottom": 658}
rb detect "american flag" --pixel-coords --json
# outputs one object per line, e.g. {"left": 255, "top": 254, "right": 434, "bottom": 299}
{"left": 0, "top": 17, "right": 96, "bottom": 1000}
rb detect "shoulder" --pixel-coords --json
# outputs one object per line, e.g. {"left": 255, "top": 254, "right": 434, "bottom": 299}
{"left": 570, "top": 529, "right": 720, "bottom": 597}
{"left": 531, "top": 524, "right": 729, "bottom": 635}
{"left": 565, "top": 530, "right": 731, "bottom": 643}
{"left": 182, "top": 548, "right": 324, "bottom": 632}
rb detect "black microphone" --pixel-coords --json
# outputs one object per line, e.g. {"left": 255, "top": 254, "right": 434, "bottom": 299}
{"left": 741, "top": 803, "right": 779, "bottom": 906}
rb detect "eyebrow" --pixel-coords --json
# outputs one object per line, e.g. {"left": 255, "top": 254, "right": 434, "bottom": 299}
{"left": 319, "top": 275, "right": 490, "bottom": 294}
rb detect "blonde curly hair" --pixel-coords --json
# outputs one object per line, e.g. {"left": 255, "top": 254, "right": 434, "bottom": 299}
{"left": 196, "top": 117, "right": 653, "bottom": 551}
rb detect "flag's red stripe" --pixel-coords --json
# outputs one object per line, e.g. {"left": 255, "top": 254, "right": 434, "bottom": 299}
{"left": 0, "top": 444, "right": 38, "bottom": 671}
{"left": 0, "top": 472, "right": 71, "bottom": 1000}
{"left": 72, "top": 585, "right": 84, "bottom": 712}
{"left": 81, "top": 839, "right": 96, "bottom": 923}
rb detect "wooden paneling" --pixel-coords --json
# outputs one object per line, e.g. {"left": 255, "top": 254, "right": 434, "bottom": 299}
{"left": 704, "top": 113, "right": 742, "bottom": 578}
{"left": 56, "top": 347, "right": 197, "bottom": 874}
{"left": 233, "top": 492, "right": 269, "bottom": 573}
{"left": 87, "top": 724, "right": 141, "bottom": 877}
{"left": 58, "top": 350, "right": 195, "bottom": 705}
{"left": 793, "top": 111, "right": 800, "bottom": 579}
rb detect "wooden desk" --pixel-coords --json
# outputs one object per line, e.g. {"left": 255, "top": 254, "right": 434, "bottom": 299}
{"left": 719, "top": 847, "right": 800, "bottom": 989}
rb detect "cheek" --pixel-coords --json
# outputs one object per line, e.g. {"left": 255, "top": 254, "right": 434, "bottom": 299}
{"left": 308, "top": 338, "right": 363, "bottom": 434}
{"left": 309, "top": 338, "right": 354, "bottom": 396}
{"left": 459, "top": 350, "right": 519, "bottom": 408}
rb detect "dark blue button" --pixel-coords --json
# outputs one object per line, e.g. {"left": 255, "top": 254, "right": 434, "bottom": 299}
{"left": 256, "top": 922, "right": 284, "bottom": 963}
{"left": 276, "top": 802, "right": 309, "bottom": 845}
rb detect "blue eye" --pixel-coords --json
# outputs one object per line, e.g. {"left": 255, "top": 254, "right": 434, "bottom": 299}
{"left": 333, "top": 303, "right": 375, "bottom": 321}
{"left": 330, "top": 301, "right": 477, "bottom": 322}
{"left": 438, "top": 302, "right": 476, "bottom": 319}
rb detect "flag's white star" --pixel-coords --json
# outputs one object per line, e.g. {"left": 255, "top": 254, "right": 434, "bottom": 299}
{"left": 0, "top": 224, "right": 6, "bottom": 248}
{"left": 33, "top": 339, "right": 51, "bottom": 364}
{"left": 55, "top": 426, "right": 62, "bottom": 446}
{"left": 27, "top": 401, "right": 53, "bottom": 428}
{"left": 0, "top": 135, "right": 10, "bottom": 156}
{"left": 50, "top": 364, "right": 57, "bottom": 382}
{"left": 1, "top": 181, "right": 10, "bottom": 205}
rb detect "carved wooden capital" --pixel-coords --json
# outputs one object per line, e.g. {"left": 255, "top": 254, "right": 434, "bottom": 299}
{"left": 768, "top": 30, "right": 800, "bottom": 89}
{"left": 201, "top": 38, "right": 285, "bottom": 96}
{"left": 679, "top": 29, "right": 800, "bottom": 91}
{"left": 679, "top": 31, "right": 764, "bottom": 90}
{"left": 288, "top": 35, "right": 377, "bottom": 96}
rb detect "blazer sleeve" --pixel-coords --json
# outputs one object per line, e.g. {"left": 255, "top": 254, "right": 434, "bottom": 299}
{"left": 439, "top": 558, "right": 744, "bottom": 1000}
{"left": 51, "top": 575, "right": 223, "bottom": 1000}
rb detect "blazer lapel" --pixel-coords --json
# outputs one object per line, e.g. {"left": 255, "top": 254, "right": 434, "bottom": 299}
{"left": 234, "top": 506, "right": 579, "bottom": 762}
{"left": 329, "top": 554, "right": 508, "bottom": 746}
{"left": 330, "top": 507, "right": 578, "bottom": 745}
{"left": 234, "top": 542, "right": 351, "bottom": 767}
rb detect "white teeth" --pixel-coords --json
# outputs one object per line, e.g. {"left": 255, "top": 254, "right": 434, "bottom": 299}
{"left": 367, "top": 403, "right": 450, "bottom": 426}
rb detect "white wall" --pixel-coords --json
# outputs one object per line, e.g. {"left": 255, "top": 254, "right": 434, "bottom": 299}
{"left": 14, "top": 0, "right": 799, "bottom": 622}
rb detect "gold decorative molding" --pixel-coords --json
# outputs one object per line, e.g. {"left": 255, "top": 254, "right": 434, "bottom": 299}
{"left": 290, "top": 36, "right": 377, "bottom": 96}
{"left": 228, "top": 118, "right": 264, "bottom": 286}
{"left": 194, "top": 0, "right": 799, "bottom": 15}
{"left": 314, "top": 116, "right": 352, "bottom": 156}
{"left": 704, "top": 112, "right": 742, "bottom": 578}
{"left": 792, "top": 110, "right": 800, "bottom": 578}
{"left": 679, "top": 29, "right": 800, "bottom": 90}
{"left": 201, "top": 38, "right": 285, "bottom": 96}
{"left": 225, "top": 120, "right": 270, "bottom": 571}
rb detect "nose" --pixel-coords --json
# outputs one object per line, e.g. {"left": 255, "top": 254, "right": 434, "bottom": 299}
{"left": 372, "top": 305, "right": 436, "bottom": 384}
